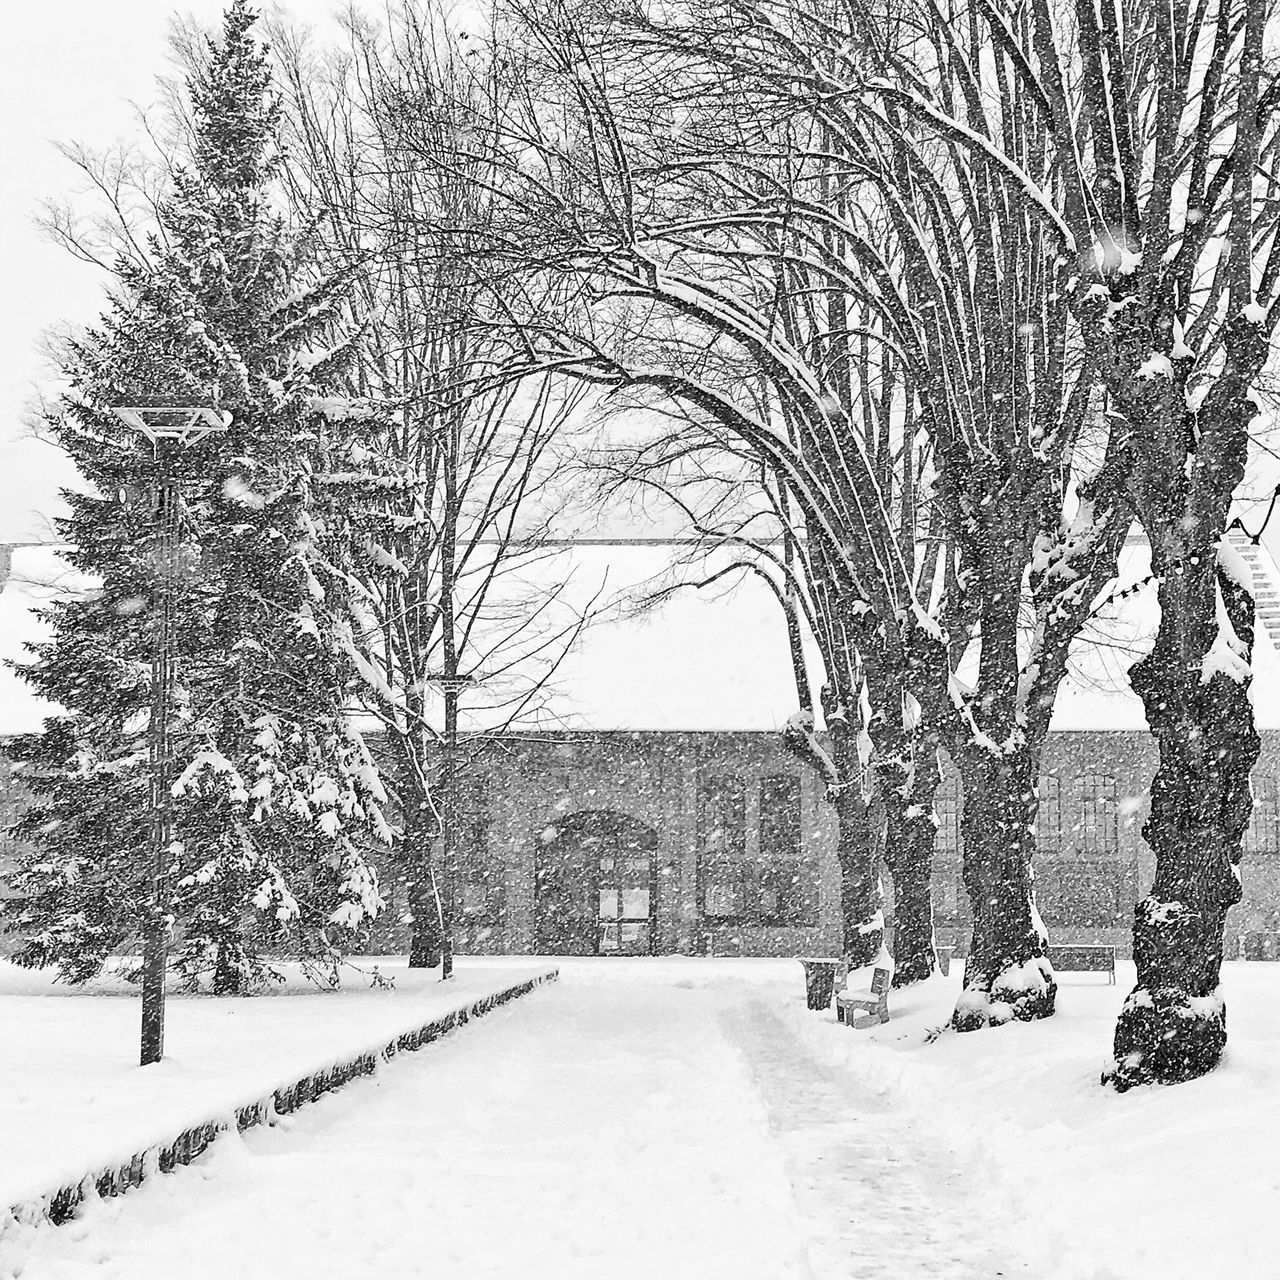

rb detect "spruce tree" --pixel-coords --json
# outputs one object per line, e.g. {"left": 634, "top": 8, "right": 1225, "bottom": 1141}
{"left": 4, "top": 0, "right": 388, "bottom": 992}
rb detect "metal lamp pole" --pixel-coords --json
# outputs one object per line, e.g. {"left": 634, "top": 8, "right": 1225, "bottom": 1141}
{"left": 111, "top": 401, "right": 230, "bottom": 1066}
{"left": 426, "top": 672, "right": 475, "bottom": 983}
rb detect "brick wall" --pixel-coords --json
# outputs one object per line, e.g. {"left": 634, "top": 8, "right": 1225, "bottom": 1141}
{"left": 438, "top": 729, "right": 1280, "bottom": 960}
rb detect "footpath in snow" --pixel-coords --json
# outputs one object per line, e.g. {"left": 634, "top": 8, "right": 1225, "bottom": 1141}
{"left": 7, "top": 957, "right": 1280, "bottom": 1279}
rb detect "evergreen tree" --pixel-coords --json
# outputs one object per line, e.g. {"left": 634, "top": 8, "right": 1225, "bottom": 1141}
{"left": 3, "top": 0, "right": 388, "bottom": 992}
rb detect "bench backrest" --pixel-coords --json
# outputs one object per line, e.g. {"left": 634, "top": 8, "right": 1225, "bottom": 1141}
{"left": 1051, "top": 946, "right": 1115, "bottom": 972}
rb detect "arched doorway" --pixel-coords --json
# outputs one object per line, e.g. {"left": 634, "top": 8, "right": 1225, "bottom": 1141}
{"left": 535, "top": 810, "right": 658, "bottom": 955}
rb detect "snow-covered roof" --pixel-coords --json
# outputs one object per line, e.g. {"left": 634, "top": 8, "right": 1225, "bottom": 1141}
{"left": 527, "top": 545, "right": 802, "bottom": 732}
{"left": 3, "top": 536, "right": 1280, "bottom": 736}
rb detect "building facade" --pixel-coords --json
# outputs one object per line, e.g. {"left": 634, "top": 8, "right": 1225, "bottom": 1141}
{"left": 365, "top": 728, "right": 1280, "bottom": 961}
{"left": 5, "top": 536, "right": 1280, "bottom": 964}
{"left": 5, "top": 728, "right": 1280, "bottom": 960}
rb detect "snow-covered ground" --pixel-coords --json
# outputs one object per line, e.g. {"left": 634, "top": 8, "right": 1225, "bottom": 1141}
{"left": 4, "top": 957, "right": 1280, "bottom": 1278}
{"left": 0, "top": 957, "right": 553, "bottom": 1221}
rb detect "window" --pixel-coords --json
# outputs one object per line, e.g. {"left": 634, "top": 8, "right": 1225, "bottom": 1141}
{"left": 757, "top": 775, "right": 816, "bottom": 925}
{"left": 1074, "top": 774, "right": 1117, "bottom": 852}
{"left": 701, "top": 776, "right": 746, "bottom": 857}
{"left": 936, "top": 774, "right": 962, "bottom": 853}
{"left": 759, "top": 775, "right": 801, "bottom": 860}
{"left": 1036, "top": 776, "right": 1061, "bottom": 852}
{"left": 1247, "top": 775, "right": 1279, "bottom": 855}
{"left": 699, "top": 775, "right": 747, "bottom": 919}
{"left": 454, "top": 800, "right": 502, "bottom": 925}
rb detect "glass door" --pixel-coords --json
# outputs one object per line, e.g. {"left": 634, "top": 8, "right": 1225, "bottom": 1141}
{"left": 597, "top": 851, "right": 653, "bottom": 955}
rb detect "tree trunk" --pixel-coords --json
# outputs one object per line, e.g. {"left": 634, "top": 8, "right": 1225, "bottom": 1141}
{"left": 1107, "top": 557, "right": 1258, "bottom": 1089}
{"left": 438, "top": 687, "right": 458, "bottom": 980}
{"left": 952, "top": 746, "right": 1055, "bottom": 1029}
{"left": 782, "top": 706, "right": 882, "bottom": 966}
{"left": 881, "top": 733, "right": 940, "bottom": 986}
{"left": 406, "top": 798, "right": 443, "bottom": 969}
{"left": 1104, "top": 298, "right": 1267, "bottom": 1087}
{"left": 832, "top": 778, "right": 882, "bottom": 967}
{"left": 828, "top": 706, "right": 883, "bottom": 965}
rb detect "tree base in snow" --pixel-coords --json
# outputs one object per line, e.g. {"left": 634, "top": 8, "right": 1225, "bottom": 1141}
{"left": 892, "top": 952, "right": 935, "bottom": 987}
{"left": 408, "top": 947, "right": 442, "bottom": 969}
{"left": 1104, "top": 987, "right": 1226, "bottom": 1091}
{"left": 952, "top": 961, "right": 1057, "bottom": 1031}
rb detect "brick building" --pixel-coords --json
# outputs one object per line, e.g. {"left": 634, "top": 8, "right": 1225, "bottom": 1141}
{"left": 364, "top": 724, "right": 1280, "bottom": 961}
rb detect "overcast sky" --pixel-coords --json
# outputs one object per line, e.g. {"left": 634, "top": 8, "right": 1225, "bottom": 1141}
{"left": 0, "top": 1, "right": 341, "bottom": 543}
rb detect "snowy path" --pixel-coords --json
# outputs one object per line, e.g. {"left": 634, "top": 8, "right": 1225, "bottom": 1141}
{"left": 13, "top": 966, "right": 1028, "bottom": 1279}
{"left": 720, "top": 1001, "right": 1028, "bottom": 1278}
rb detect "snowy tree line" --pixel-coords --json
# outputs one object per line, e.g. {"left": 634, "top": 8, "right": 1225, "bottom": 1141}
{"left": 6, "top": 0, "right": 1280, "bottom": 1090}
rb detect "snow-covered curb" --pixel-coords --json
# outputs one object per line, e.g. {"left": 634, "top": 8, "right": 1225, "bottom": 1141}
{"left": 1, "top": 969, "right": 557, "bottom": 1242}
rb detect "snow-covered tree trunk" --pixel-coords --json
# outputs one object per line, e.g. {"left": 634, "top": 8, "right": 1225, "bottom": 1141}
{"left": 940, "top": 560, "right": 1056, "bottom": 1028}
{"left": 783, "top": 702, "right": 881, "bottom": 966}
{"left": 1110, "top": 555, "right": 1258, "bottom": 1087}
{"left": 831, "top": 773, "right": 883, "bottom": 969}
{"left": 878, "top": 730, "right": 940, "bottom": 986}
{"left": 1106, "top": 311, "right": 1268, "bottom": 1086}
{"left": 952, "top": 745, "right": 1055, "bottom": 1028}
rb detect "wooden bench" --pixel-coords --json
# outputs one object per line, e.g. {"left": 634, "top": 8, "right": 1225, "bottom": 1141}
{"left": 1050, "top": 944, "right": 1116, "bottom": 983}
{"left": 836, "top": 966, "right": 892, "bottom": 1026}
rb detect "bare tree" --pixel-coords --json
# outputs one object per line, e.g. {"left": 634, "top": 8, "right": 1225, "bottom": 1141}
{"left": 274, "top": 7, "right": 593, "bottom": 971}
{"left": 841, "top": 0, "right": 1280, "bottom": 1084}
{"left": 465, "top": 0, "right": 1134, "bottom": 1030}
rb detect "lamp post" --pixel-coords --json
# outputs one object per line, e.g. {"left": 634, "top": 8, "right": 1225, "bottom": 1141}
{"left": 110, "top": 400, "right": 230, "bottom": 1066}
{"left": 425, "top": 671, "right": 476, "bottom": 982}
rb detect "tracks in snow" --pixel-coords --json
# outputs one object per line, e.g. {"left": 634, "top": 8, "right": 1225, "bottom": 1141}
{"left": 719, "top": 1000, "right": 1030, "bottom": 1280}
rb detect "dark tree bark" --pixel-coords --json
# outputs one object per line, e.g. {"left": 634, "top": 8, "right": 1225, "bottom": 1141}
{"left": 831, "top": 773, "right": 882, "bottom": 968}
{"left": 1109, "top": 560, "right": 1258, "bottom": 1087}
{"left": 783, "top": 697, "right": 883, "bottom": 968}
{"left": 952, "top": 746, "right": 1056, "bottom": 1027}
{"left": 1106, "top": 314, "right": 1267, "bottom": 1087}
{"left": 932, "top": 517, "right": 1057, "bottom": 1029}
{"left": 877, "top": 725, "right": 941, "bottom": 986}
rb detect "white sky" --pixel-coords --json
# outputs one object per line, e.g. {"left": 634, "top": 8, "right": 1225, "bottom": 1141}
{"left": 0, "top": 1, "right": 342, "bottom": 543}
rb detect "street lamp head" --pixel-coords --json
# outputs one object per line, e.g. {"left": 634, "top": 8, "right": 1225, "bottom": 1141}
{"left": 423, "top": 672, "right": 478, "bottom": 694}
{"left": 110, "top": 398, "right": 232, "bottom": 447}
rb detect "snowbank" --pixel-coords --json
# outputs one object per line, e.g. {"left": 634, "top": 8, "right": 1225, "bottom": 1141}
{"left": 0, "top": 958, "right": 555, "bottom": 1237}
{"left": 778, "top": 959, "right": 1280, "bottom": 1279}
